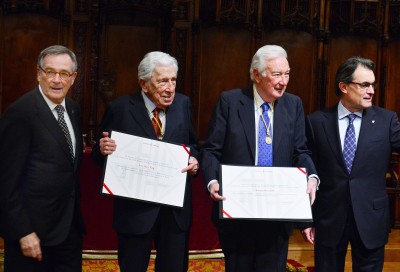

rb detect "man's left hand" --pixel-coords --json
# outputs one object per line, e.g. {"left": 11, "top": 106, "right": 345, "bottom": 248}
{"left": 181, "top": 156, "right": 199, "bottom": 176}
{"left": 301, "top": 227, "right": 315, "bottom": 245}
{"left": 307, "top": 177, "right": 318, "bottom": 205}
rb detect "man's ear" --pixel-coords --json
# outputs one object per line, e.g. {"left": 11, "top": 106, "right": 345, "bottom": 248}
{"left": 338, "top": 82, "right": 348, "bottom": 95}
{"left": 139, "top": 79, "right": 147, "bottom": 92}
{"left": 253, "top": 69, "right": 261, "bottom": 84}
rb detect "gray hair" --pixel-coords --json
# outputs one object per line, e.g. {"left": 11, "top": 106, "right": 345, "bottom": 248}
{"left": 249, "top": 45, "right": 288, "bottom": 82}
{"left": 138, "top": 51, "right": 178, "bottom": 82}
{"left": 38, "top": 45, "right": 78, "bottom": 72}
{"left": 334, "top": 57, "right": 375, "bottom": 96}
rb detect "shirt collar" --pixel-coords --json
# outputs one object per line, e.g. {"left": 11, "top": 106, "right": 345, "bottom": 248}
{"left": 338, "top": 100, "right": 363, "bottom": 120}
{"left": 141, "top": 90, "right": 157, "bottom": 113}
{"left": 253, "top": 85, "right": 272, "bottom": 110}
{"left": 38, "top": 85, "right": 66, "bottom": 110}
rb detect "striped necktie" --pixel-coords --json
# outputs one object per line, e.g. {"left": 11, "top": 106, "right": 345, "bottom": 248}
{"left": 152, "top": 108, "right": 162, "bottom": 139}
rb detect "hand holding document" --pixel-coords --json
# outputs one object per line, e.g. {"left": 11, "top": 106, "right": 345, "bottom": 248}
{"left": 219, "top": 165, "right": 312, "bottom": 221}
{"left": 101, "top": 131, "right": 190, "bottom": 207}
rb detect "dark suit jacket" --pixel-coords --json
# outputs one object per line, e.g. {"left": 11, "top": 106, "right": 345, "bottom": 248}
{"left": 0, "top": 87, "right": 84, "bottom": 246}
{"left": 201, "top": 88, "right": 317, "bottom": 233}
{"left": 306, "top": 105, "right": 400, "bottom": 249}
{"left": 91, "top": 91, "right": 199, "bottom": 235}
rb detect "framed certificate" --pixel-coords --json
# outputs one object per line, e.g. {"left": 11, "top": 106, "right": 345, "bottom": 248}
{"left": 101, "top": 131, "right": 190, "bottom": 207}
{"left": 219, "top": 165, "right": 313, "bottom": 221}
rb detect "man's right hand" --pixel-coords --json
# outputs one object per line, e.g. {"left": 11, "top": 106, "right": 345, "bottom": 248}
{"left": 301, "top": 227, "right": 315, "bottom": 245}
{"left": 99, "top": 131, "right": 117, "bottom": 156}
{"left": 19, "top": 232, "right": 42, "bottom": 261}
{"left": 209, "top": 182, "right": 226, "bottom": 201}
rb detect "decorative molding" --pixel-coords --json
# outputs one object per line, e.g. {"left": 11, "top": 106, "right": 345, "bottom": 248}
{"left": 263, "top": 0, "right": 319, "bottom": 34}
{"left": 175, "top": 29, "right": 187, "bottom": 93}
{"left": 72, "top": 21, "right": 87, "bottom": 104}
{"left": 217, "top": 0, "right": 256, "bottom": 25}
{"left": 75, "top": 0, "right": 88, "bottom": 12}
{"left": 1, "top": 0, "right": 64, "bottom": 16}
{"left": 388, "top": 1, "right": 400, "bottom": 38}
{"left": 176, "top": 1, "right": 190, "bottom": 21}
{"left": 88, "top": 0, "right": 100, "bottom": 145}
{"left": 330, "top": 0, "right": 383, "bottom": 36}
{"left": 94, "top": 0, "right": 173, "bottom": 27}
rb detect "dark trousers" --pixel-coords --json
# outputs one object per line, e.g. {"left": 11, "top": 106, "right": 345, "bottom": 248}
{"left": 4, "top": 222, "right": 83, "bottom": 272}
{"left": 315, "top": 208, "right": 385, "bottom": 272}
{"left": 218, "top": 221, "right": 289, "bottom": 272}
{"left": 118, "top": 207, "right": 188, "bottom": 272}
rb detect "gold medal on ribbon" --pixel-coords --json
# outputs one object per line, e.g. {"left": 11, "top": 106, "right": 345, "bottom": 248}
{"left": 265, "top": 136, "right": 272, "bottom": 144}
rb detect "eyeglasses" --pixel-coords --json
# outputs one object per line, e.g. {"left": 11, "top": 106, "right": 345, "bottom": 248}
{"left": 348, "top": 81, "right": 376, "bottom": 90}
{"left": 38, "top": 66, "right": 75, "bottom": 80}
{"left": 156, "top": 78, "right": 177, "bottom": 88}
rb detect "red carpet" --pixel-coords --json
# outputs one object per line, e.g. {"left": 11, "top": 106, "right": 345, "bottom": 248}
{"left": 81, "top": 258, "right": 313, "bottom": 272}
{"left": 0, "top": 248, "right": 314, "bottom": 271}
{"left": 82, "top": 259, "right": 224, "bottom": 272}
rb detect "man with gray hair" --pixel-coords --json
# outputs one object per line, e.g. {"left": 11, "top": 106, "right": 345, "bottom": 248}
{"left": 91, "top": 51, "right": 199, "bottom": 272}
{"left": 201, "top": 45, "right": 319, "bottom": 271}
{"left": 0, "top": 45, "right": 84, "bottom": 271}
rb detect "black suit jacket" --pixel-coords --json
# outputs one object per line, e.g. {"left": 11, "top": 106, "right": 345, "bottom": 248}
{"left": 306, "top": 105, "right": 400, "bottom": 249}
{"left": 201, "top": 88, "right": 317, "bottom": 233}
{"left": 91, "top": 91, "right": 199, "bottom": 235}
{"left": 0, "top": 87, "right": 84, "bottom": 246}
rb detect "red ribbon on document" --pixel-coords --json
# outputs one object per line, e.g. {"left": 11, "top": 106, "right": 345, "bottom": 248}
{"left": 102, "top": 182, "right": 113, "bottom": 195}
{"left": 221, "top": 209, "right": 232, "bottom": 218}
{"left": 181, "top": 144, "right": 190, "bottom": 155}
{"left": 297, "top": 167, "right": 307, "bottom": 175}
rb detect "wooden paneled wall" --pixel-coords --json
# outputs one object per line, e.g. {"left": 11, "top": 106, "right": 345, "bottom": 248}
{"left": 1, "top": 0, "right": 399, "bottom": 142}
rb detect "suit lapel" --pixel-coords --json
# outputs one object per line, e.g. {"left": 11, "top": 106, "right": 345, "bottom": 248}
{"left": 34, "top": 88, "right": 73, "bottom": 163}
{"left": 271, "top": 98, "right": 285, "bottom": 152}
{"left": 65, "top": 100, "right": 82, "bottom": 168}
{"left": 238, "top": 88, "right": 256, "bottom": 159}
{"left": 321, "top": 107, "right": 345, "bottom": 167}
{"left": 352, "top": 108, "right": 376, "bottom": 173}
{"left": 129, "top": 92, "right": 158, "bottom": 139}
{"left": 163, "top": 99, "right": 179, "bottom": 141}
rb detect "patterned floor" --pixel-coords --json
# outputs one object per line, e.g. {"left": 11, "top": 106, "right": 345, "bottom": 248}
{"left": 82, "top": 259, "right": 225, "bottom": 272}
{"left": 81, "top": 259, "right": 312, "bottom": 272}
{"left": 0, "top": 251, "right": 311, "bottom": 272}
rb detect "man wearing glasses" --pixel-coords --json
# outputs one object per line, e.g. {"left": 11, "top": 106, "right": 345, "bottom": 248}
{"left": 301, "top": 57, "right": 400, "bottom": 271}
{"left": 0, "top": 45, "right": 84, "bottom": 271}
{"left": 91, "top": 51, "right": 199, "bottom": 272}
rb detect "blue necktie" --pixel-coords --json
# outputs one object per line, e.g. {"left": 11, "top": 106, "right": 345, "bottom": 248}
{"left": 343, "top": 114, "right": 357, "bottom": 174}
{"left": 258, "top": 103, "right": 273, "bottom": 166}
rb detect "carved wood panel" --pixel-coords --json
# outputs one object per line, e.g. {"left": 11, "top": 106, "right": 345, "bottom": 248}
{"left": 1, "top": 13, "right": 61, "bottom": 112}
{"left": 197, "top": 26, "right": 253, "bottom": 140}
{"left": 1, "top": 0, "right": 400, "bottom": 141}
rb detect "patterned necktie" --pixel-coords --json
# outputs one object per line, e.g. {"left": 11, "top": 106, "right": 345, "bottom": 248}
{"left": 152, "top": 108, "right": 162, "bottom": 139}
{"left": 258, "top": 103, "right": 273, "bottom": 166}
{"left": 55, "top": 105, "right": 74, "bottom": 160}
{"left": 343, "top": 114, "right": 357, "bottom": 174}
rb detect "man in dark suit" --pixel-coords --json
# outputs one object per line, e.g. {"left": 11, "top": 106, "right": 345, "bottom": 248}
{"left": 0, "top": 45, "right": 84, "bottom": 271}
{"left": 301, "top": 57, "right": 400, "bottom": 271}
{"left": 201, "top": 45, "right": 319, "bottom": 272}
{"left": 91, "top": 51, "right": 199, "bottom": 272}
